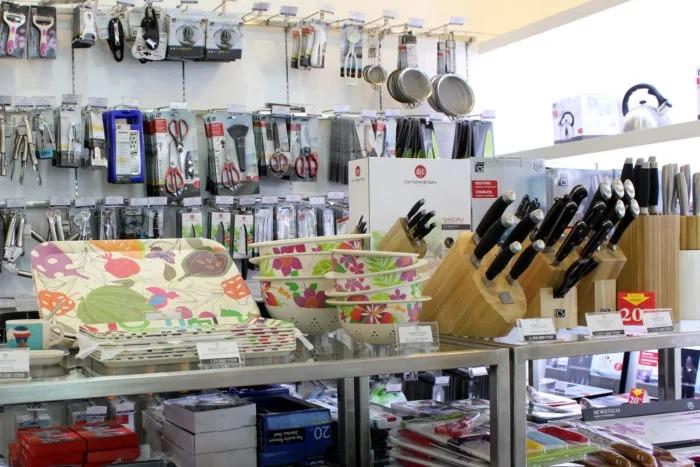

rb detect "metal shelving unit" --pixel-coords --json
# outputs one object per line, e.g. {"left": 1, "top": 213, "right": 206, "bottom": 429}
{"left": 0, "top": 338, "right": 511, "bottom": 466}
{"left": 445, "top": 327, "right": 700, "bottom": 467}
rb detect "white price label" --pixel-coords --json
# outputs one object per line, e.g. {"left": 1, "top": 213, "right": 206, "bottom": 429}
{"left": 88, "top": 97, "right": 109, "bottom": 109}
{"left": 34, "top": 96, "right": 56, "bottom": 108}
{"left": 319, "top": 3, "right": 335, "bottom": 14}
{"left": 383, "top": 108, "right": 400, "bottom": 117}
{"left": 169, "top": 101, "right": 188, "bottom": 110}
{"left": 196, "top": 341, "right": 241, "bottom": 366}
{"left": 227, "top": 104, "right": 246, "bottom": 114}
{"left": 285, "top": 194, "right": 302, "bottom": 203}
{"left": 74, "top": 197, "right": 96, "bottom": 207}
{"left": 182, "top": 197, "right": 202, "bottom": 207}
{"left": 13, "top": 96, "right": 34, "bottom": 108}
{"left": 435, "top": 376, "right": 449, "bottom": 385}
{"left": 349, "top": 10, "right": 366, "bottom": 22}
{"left": 215, "top": 195, "right": 235, "bottom": 206}
{"left": 5, "top": 198, "right": 26, "bottom": 209}
{"left": 327, "top": 191, "right": 345, "bottom": 200}
{"left": 262, "top": 196, "right": 278, "bottom": 204}
{"left": 481, "top": 109, "right": 496, "bottom": 119}
{"left": 386, "top": 383, "right": 403, "bottom": 392}
{"left": 280, "top": 5, "right": 298, "bottom": 16}
{"left": 49, "top": 196, "right": 71, "bottom": 207}
{"left": 642, "top": 309, "right": 674, "bottom": 333}
{"left": 0, "top": 349, "right": 29, "bottom": 380}
{"left": 61, "top": 94, "right": 81, "bottom": 106}
{"left": 408, "top": 17, "right": 424, "bottom": 28}
{"left": 252, "top": 1, "right": 270, "bottom": 11}
{"left": 117, "top": 0, "right": 136, "bottom": 6}
{"left": 239, "top": 197, "right": 256, "bottom": 206}
{"left": 518, "top": 318, "right": 556, "bottom": 342}
{"left": 104, "top": 196, "right": 124, "bottom": 206}
{"left": 586, "top": 311, "right": 625, "bottom": 338}
{"left": 448, "top": 16, "right": 465, "bottom": 26}
{"left": 86, "top": 405, "right": 107, "bottom": 415}
{"left": 554, "top": 380, "right": 568, "bottom": 392}
{"left": 361, "top": 109, "right": 377, "bottom": 118}
{"left": 382, "top": 9, "right": 398, "bottom": 19}
{"left": 121, "top": 97, "right": 140, "bottom": 108}
{"left": 333, "top": 104, "right": 350, "bottom": 114}
{"left": 0, "top": 95, "right": 12, "bottom": 106}
{"left": 129, "top": 197, "right": 149, "bottom": 207}
{"left": 148, "top": 197, "right": 168, "bottom": 206}
{"left": 271, "top": 104, "right": 291, "bottom": 116}
{"left": 397, "top": 325, "right": 434, "bottom": 344}
{"left": 309, "top": 196, "right": 326, "bottom": 206}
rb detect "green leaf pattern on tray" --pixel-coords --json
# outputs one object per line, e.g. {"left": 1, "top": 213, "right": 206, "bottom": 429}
{"left": 366, "top": 256, "right": 398, "bottom": 273}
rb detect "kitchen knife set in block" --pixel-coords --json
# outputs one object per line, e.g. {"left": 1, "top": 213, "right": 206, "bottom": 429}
{"left": 375, "top": 199, "right": 437, "bottom": 258}
{"left": 422, "top": 175, "right": 639, "bottom": 336}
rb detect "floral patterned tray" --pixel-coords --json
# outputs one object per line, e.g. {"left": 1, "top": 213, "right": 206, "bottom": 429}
{"left": 31, "top": 239, "right": 260, "bottom": 336}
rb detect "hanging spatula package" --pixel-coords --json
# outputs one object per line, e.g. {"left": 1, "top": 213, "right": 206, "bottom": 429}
{"left": 0, "top": 2, "right": 30, "bottom": 58}
{"left": 205, "top": 14, "right": 242, "bottom": 61}
{"left": 166, "top": 10, "right": 206, "bottom": 60}
{"left": 27, "top": 5, "right": 57, "bottom": 59}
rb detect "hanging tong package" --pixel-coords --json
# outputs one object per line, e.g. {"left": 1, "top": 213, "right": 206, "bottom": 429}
{"left": 340, "top": 24, "right": 362, "bottom": 85}
{"left": 205, "top": 14, "right": 242, "bottom": 61}
{"left": 144, "top": 108, "right": 199, "bottom": 201}
{"left": 166, "top": 9, "right": 206, "bottom": 60}
{"left": 0, "top": 2, "right": 30, "bottom": 58}
{"left": 54, "top": 96, "right": 84, "bottom": 168}
{"left": 27, "top": 5, "right": 56, "bottom": 59}
{"left": 204, "top": 111, "right": 257, "bottom": 195}
{"left": 130, "top": 4, "right": 167, "bottom": 62}
{"left": 72, "top": 2, "right": 96, "bottom": 48}
{"left": 103, "top": 108, "right": 145, "bottom": 183}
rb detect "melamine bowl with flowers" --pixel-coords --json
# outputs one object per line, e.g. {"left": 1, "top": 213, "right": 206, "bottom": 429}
{"left": 330, "top": 249, "right": 419, "bottom": 275}
{"left": 260, "top": 276, "right": 339, "bottom": 335}
{"left": 324, "top": 276, "right": 427, "bottom": 302}
{"left": 250, "top": 252, "right": 335, "bottom": 279}
{"left": 324, "top": 259, "right": 427, "bottom": 293}
{"left": 250, "top": 234, "right": 370, "bottom": 257}
{"left": 327, "top": 298, "right": 431, "bottom": 345}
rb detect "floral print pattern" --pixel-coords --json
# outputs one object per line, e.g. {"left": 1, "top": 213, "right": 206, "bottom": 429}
{"left": 30, "top": 239, "right": 260, "bottom": 334}
{"left": 254, "top": 236, "right": 366, "bottom": 256}
{"left": 332, "top": 252, "right": 416, "bottom": 274}
{"left": 293, "top": 286, "right": 327, "bottom": 308}
{"left": 337, "top": 301, "right": 421, "bottom": 325}
{"left": 271, "top": 256, "right": 303, "bottom": 277}
{"left": 260, "top": 279, "right": 335, "bottom": 310}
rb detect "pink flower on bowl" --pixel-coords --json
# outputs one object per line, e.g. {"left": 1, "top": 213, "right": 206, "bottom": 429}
{"left": 407, "top": 303, "right": 422, "bottom": 321}
{"left": 347, "top": 294, "right": 370, "bottom": 302}
{"left": 400, "top": 269, "right": 418, "bottom": 282}
{"left": 348, "top": 262, "right": 365, "bottom": 275}
{"left": 340, "top": 278, "right": 370, "bottom": 292}
{"left": 389, "top": 289, "right": 407, "bottom": 300}
{"left": 272, "top": 245, "right": 306, "bottom": 254}
{"left": 395, "top": 256, "right": 414, "bottom": 268}
{"left": 272, "top": 256, "right": 303, "bottom": 276}
{"left": 293, "top": 287, "right": 327, "bottom": 308}
{"left": 350, "top": 304, "right": 395, "bottom": 324}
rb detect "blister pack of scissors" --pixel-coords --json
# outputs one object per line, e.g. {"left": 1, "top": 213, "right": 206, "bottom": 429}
{"left": 144, "top": 109, "right": 199, "bottom": 202}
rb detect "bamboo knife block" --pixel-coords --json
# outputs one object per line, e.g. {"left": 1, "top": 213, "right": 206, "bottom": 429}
{"left": 518, "top": 242, "right": 579, "bottom": 329}
{"left": 376, "top": 218, "right": 427, "bottom": 257}
{"left": 679, "top": 216, "right": 700, "bottom": 320}
{"left": 421, "top": 232, "right": 527, "bottom": 337}
{"left": 576, "top": 247, "right": 626, "bottom": 323}
{"left": 616, "top": 215, "right": 680, "bottom": 321}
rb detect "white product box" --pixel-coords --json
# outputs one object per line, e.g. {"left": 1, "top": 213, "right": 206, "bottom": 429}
{"left": 163, "top": 395, "right": 256, "bottom": 433}
{"left": 163, "top": 421, "right": 256, "bottom": 454}
{"left": 552, "top": 94, "right": 621, "bottom": 143}
{"left": 142, "top": 408, "right": 164, "bottom": 454}
{"left": 471, "top": 158, "right": 547, "bottom": 229}
{"left": 349, "top": 158, "right": 471, "bottom": 251}
{"left": 163, "top": 439, "right": 257, "bottom": 467}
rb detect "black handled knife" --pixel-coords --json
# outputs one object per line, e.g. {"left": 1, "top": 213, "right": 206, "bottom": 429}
{"left": 567, "top": 184, "right": 588, "bottom": 207}
{"left": 582, "top": 201, "right": 606, "bottom": 235}
{"left": 623, "top": 179, "right": 636, "bottom": 203}
{"left": 407, "top": 209, "right": 426, "bottom": 230}
{"left": 507, "top": 239, "right": 545, "bottom": 284}
{"left": 609, "top": 199, "right": 640, "bottom": 250}
{"left": 472, "top": 213, "right": 516, "bottom": 266}
{"left": 621, "top": 157, "right": 634, "bottom": 184}
{"left": 580, "top": 220, "right": 614, "bottom": 260}
{"left": 474, "top": 191, "right": 516, "bottom": 239}
{"left": 415, "top": 222, "right": 436, "bottom": 241}
{"left": 406, "top": 198, "right": 425, "bottom": 221}
{"left": 503, "top": 209, "right": 544, "bottom": 246}
{"left": 532, "top": 197, "right": 566, "bottom": 242}
{"left": 514, "top": 194, "right": 531, "bottom": 219}
{"left": 582, "top": 182, "right": 612, "bottom": 220}
{"left": 483, "top": 241, "right": 522, "bottom": 285}
{"left": 649, "top": 157, "right": 659, "bottom": 214}
{"left": 638, "top": 162, "right": 651, "bottom": 215}
{"left": 545, "top": 201, "right": 579, "bottom": 248}
{"left": 633, "top": 158, "right": 644, "bottom": 189}
{"left": 554, "top": 258, "right": 600, "bottom": 298}
{"left": 553, "top": 221, "right": 588, "bottom": 265}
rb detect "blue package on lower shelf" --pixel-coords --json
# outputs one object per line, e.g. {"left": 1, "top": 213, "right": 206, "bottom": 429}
{"left": 230, "top": 385, "right": 290, "bottom": 402}
{"left": 255, "top": 395, "right": 335, "bottom": 466}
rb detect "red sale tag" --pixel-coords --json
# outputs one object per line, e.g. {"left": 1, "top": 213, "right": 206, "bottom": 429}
{"left": 617, "top": 292, "right": 655, "bottom": 325}
{"left": 627, "top": 388, "right": 647, "bottom": 405}
{"left": 471, "top": 180, "right": 498, "bottom": 198}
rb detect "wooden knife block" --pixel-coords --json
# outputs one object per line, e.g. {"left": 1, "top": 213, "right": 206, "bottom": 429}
{"left": 376, "top": 218, "right": 427, "bottom": 258}
{"left": 576, "top": 247, "right": 626, "bottom": 323}
{"left": 421, "top": 232, "right": 526, "bottom": 337}
{"left": 679, "top": 216, "right": 700, "bottom": 320}
{"left": 518, "top": 241, "right": 579, "bottom": 329}
{"left": 616, "top": 215, "right": 680, "bottom": 321}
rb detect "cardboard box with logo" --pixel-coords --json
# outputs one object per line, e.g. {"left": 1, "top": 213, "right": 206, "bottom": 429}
{"left": 552, "top": 94, "right": 621, "bottom": 143}
{"left": 349, "top": 158, "right": 471, "bottom": 253}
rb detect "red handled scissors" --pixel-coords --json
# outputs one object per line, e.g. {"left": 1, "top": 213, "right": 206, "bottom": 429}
{"left": 220, "top": 139, "right": 240, "bottom": 189}
{"left": 294, "top": 149, "right": 319, "bottom": 178}
{"left": 166, "top": 119, "right": 189, "bottom": 195}
{"left": 270, "top": 151, "right": 289, "bottom": 176}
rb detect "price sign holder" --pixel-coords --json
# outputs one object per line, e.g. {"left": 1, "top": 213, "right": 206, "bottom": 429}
{"left": 196, "top": 341, "right": 243, "bottom": 369}
{"left": 0, "top": 349, "right": 30, "bottom": 382}
{"left": 517, "top": 318, "right": 556, "bottom": 342}
{"left": 585, "top": 311, "right": 625, "bottom": 338}
{"left": 396, "top": 322, "right": 439, "bottom": 354}
{"left": 642, "top": 308, "right": 674, "bottom": 333}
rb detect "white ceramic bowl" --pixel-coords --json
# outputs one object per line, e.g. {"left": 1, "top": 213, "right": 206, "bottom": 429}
{"left": 250, "top": 234, "right": 369, "bottom": 256}
{"left": 260, "top": 277, "right": 339, "bottom": 335}
{"left": 330, "top": 249, "right": 419, "bottom": 275}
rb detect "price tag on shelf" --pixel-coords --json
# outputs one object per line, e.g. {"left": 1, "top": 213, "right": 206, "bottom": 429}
{"left": 121, "top": 97, "right": 140, "bottom": 109}
{"left": 252, "top": 1, "right": 270, "bottom": 11}
{"left": 435, "top": 375, "right": 449, "bottom": 385}
{"left": 5, "top": 198, "right": 26, "bottom": 209}
{"left": 34, "top": 96, "right": 56, "bottom": 109}
{"left": 319, "top": 3, "right": 335, "bottom": 14}
{"left": 239, "top": 197, "right": 256, "bottom": 206}
{"left": 148, "top": 197, "right": 168, "bottom": 207}
{"left": 270, "top": 104, "right": 291, "bottom": 116}
{"left": 0, "top": 95, "right": 12, "bottom": 106}
{"left": 449, "top": 16, "right": 465, "bottom": 26}
{"left": 517, "top": 318, "right": 556, "bottom": 342}
{"left": 386, "top": 383, "right": 403, "bottom": 393}
{"left": 182, "top": 197, "right": 202, "bottom": 207}
{"left": 61, "top": 94, "right": 81, "bottom": 106}
{"left": 49, "top": 196, "right": 71, "bottom": 207}
{"left": 169, "top": 101, "right": 188, "bottom": 110}
{"left": 196, "top": 341, "right": 242, "bottom": 367}
{"left": 383, "top": 108, "right": 400, "bottom": 117}
{"left": 116, "top": 0, "right": 135, "bottom": 6}
{"left": 280, "top": 5, "right": 298, "bottom": 16}
{"left": 382, "top": 9, "right": 398, "bottom": 19}
{"left": 309, "top": 196, "right": 325, "bottom": 206}
{"left": 396, "top": 322, "right": 439, "bottom": 353}
{"left": 262, "top": 196, "right": 278, "bottom": 204}
{"left": 0, "top": 349, "right": 29, "bottom": 381}
{"left": 627, "top": 388, "right": 649, "bottom": 404}
{"left": 129, "top": 197, "right": 149, "bottom": 207}
{"left": 104, "top": 196, "right": 124, "bottom": 206}
{"left": 586, "top": 311, "right": 625, "bottom": 338}
{"left": 554, "top": 380, "right": 568, "bottom": 392}
{"left": 361, "top": 109, "right": 377, "bottom": 118}
{"left": 215, "top": 195, "right": 235, "bottom": 206}
{"left": 86, "top": 405, "right": 108, "bottom": 416}
{"left": 227, "top": 104, "right": 246, "bottom": 114}
{"left": 327, "top": 191, "right": 345, "bottom": 200}
{"left": 87, "top": 97, "right": 109, "bottom": 109}
{"left": 13, "top": 96, "right": 34, "bottom": 108}
{"left": 333, "top": 104, "right": 350, "bottom": 114}
{"left": 285, "top": 194, "right": 302, "bottom": 203}
{"left": 74, "top": 197, "right": 96, "bottom": 208}
{"left": 408, "top": 17, "right": 424, "bottom": 28}
{"left": 349, "top": 10, "right": 366, "bottom": 22}
{"left": 617, "top": 291, "right": 655, "bottom": 325}
{"left": 642, "top": 308, "right": 674, "bottom": 333}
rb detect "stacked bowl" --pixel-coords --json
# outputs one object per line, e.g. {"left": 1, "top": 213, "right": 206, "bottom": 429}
{"left": 249, "top": 234, "right": 370, "bottom": 335}
{"left": 325, "top": 250, "right": 430, "bottom": 345}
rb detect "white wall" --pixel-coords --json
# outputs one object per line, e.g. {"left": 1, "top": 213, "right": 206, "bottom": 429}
{"left": 471, "top": 0, "right": 700, "bottom": 170}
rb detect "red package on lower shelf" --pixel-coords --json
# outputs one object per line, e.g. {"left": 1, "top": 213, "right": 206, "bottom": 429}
{"left": 20, "top": 426, "right": 86, "bottom": 458}
{"left": 22, "top": 451, "right": 83, "bottom": 467}
{"left": 72, "top": 422, "right": 138, "bottom": 451}
{"left": 8, "top": 443, "right": 20, "bottom": 466}
{"left": 85, "top": 445, "right": 140, "bottom": 463}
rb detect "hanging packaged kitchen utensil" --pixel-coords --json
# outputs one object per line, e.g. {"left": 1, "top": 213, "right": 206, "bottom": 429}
{"left": 268, "top": 115, "right": 291, "bottom": 179}
{"left": 68, "top": 202, "right": 96, "bottom": 241}
{"left": 205, "top": 15, "right": 242, "bottom": 61}
{"left": 119, "top": 205, "right": 145, "bottom": 239}
{"left": 97, "top": 205, "right": 119, "bottom": 240}
{"left": 340, "top": 24, "right": 362, "bottom": 85}
{"left": 0, "top": 2, "right": 30, "bottom": 58}
{"left": 31, "top": 103, "right": 55, "bottom": 160}
{"left": 233, "top": 201, "right": 255, "bottom": 259}
{"left": 145, "top": 204, "right": 165, "bottom": 239}
{"left": 132, "top": 4, "right": 167, "bottom": 62}
{"left": 621, "top": 83, "right": 672, "bottom": 132}
{"left": 71, "top": 2, "right": 96, "bottom": 48}
{"left": 27, "top": 5, "right": 56, "bottom": 59}
{"left": 103, "top": 109, "right": 145, "bottom": 183}
{"left": 166, "top": 11, "right": 205, "bottom": 60}
{"left": 176, "top": 205, "right": 203, "bottom": 238}
{"left": 254, "top": 202, "right": 274, "bottom": 243}
{"left": 208, "top": 205, "right": 233, "bottom": 251}
{"left": 54, "top": 103, "right": 84, "bottom": 168}
{"left": 364, "top": 29, "right": 387, "bottom": 89}
{"left": 329, "top": 115, "right": 363, "bottom": 184}
{"left": 290, "top": 117, "right": 319, "bottom": 182}
{"left": 204, "top": 111, "right": 258, "bottom": 195}
{"left": 452, "top": 118, "right": 494, "bottom": 158}
{"left": 83, "top": 105, "right": 107, "bottom": 168}
{"left": 296, "top": 203, "right": 318, "bottom": 238}
{"left": 275, "top": 202, "right": 297, "bottom": 240}
{"left": 309, "top": 21, "right": 326, "bottom": 68}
